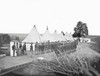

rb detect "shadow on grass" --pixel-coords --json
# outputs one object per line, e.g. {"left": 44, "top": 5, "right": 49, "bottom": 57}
{"left": 90, "top": 36, "right": 100, "bottom": 53}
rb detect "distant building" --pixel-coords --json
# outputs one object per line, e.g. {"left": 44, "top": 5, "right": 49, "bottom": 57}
{"left": 80, "top": 38, "right": 91, "bottom": 43}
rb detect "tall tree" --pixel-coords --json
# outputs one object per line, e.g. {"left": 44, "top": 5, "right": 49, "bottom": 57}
{"left": 72, "top": 21, "right": 89, "bottom": 38}
{"left": 0, "top": 34, "right": 11, "bottom": 47}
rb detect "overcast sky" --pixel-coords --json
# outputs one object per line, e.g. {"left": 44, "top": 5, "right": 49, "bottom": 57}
{"left": 0, "top": 0, "right": 100, "bottom": 35}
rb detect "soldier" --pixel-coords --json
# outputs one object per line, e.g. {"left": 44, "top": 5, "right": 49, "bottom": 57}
{"left": 19, "top": 43, "right": 22, "bottom": 49}
{"left": 30, "top": 43, "right": 33, "bottom": 52}
{"left": 19, "top": 43, "right": 22, "bottom": 55}
{"left": 12, "top": 42, "right": 16, "bottom": 57}
{"left": 35, "top": 42, "right": 38, "bottom": 55}
{"left": 16, "top": 42, "right": 19, "bottom": 56}
{"left": 41, "top": 43, "right": 44, "bottom": 54}
{"left": 22, "top": 43, "right": 26, "bottom": 55}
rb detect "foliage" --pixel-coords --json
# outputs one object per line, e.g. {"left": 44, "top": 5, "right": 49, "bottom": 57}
{"left": 89, "top": 36, "right": 100, "bottom": 53}
{"left": 72, "top": 21, "right": 89, "bottom": 38}
{"left": 35, "top": 42, "right": 77, "bottom": 54}
{"left": 0, "top": 34, "right": 11, "bottom": 47}
{"left": 32, "top": 43, "right": 100, "bottom": 76}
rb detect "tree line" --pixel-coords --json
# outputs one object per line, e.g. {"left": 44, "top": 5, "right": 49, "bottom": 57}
{"left": 0, "top": 34, "right": 10, "bottom": 47}
{"left": 0, "top": 34, "right": 20, "bottom": 47}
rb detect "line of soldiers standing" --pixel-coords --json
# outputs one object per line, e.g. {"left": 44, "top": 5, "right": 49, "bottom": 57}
{"left": 35, "top": 42, "right": 58, "bottom": 54}
{"left": 12, "top": 43, "right": 33, "bottom": 56}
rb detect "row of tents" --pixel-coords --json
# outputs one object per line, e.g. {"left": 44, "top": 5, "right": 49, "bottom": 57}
{"left": 22, "top": 25, "right": 74, "bottom": 43}
{"left": 10, "top": 25, "right": 75, "bottom": 56}
{"left": 10, "top": 25, "right": 91, "bottom": 56}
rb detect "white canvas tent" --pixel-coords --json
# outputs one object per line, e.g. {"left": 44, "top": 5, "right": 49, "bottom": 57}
{"left": 65, "top": 32, "right": 74, "bottom": 41}
{"left": 52, "top": 30, "right": 59, "bottom": 41}
{"left": 57, "top": 33, "right": 66, "bottom": 41}
{"left": 23, "top": 25, "right": 41, "bottom": 43}
{"left": 22, "top": 25, "right": 41, "bottom": 50}
{"left": 41, "top": 26, "right": 56, "bottom": 42}
{"left": 52, "top": 30, "right": 66, "bottom": 42}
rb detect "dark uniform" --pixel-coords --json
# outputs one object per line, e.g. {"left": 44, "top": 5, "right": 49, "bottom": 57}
{"left": 30, "top": 44, "right": 33, "bottom": 52}
{"left": 16, "top": 43, "right": 19, "bottom": 55}
{"left": 12, "top": 43, "right": 16, "bottom": 57}
{"left": 41, "top": 43, "right": 44, "bottom": 54}
{"left": 22, "top": 43, "right": 26, "bottom": 55}
{"left": 19, "top": 43, "right": 22, "bottom": 49}
{"left": 19, "top": 43, "right": 22, "bottom": 55}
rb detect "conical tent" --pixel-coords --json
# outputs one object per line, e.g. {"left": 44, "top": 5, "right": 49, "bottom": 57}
{"left": 65, "top": 32, "right": 74, "bottom": 41}
{"left": 68, "top": 34, "right": 74, "bottom": 41}
{"left": 22, "top": 25, "right": 41, "bottom": 43}
{"left": 65, "top": 32, "right": 70, "bottom": 40}
{"left": 41, "top": 26, "right": 55, "bottom": 42}
{"left": 52, "top": 30, "right": 66, "bottom": 41}
{"left": 57, "top": 33, "right": 66, "bottom": 41}
{"left": 52, "top": 30, "right": 58, "bottom": 41}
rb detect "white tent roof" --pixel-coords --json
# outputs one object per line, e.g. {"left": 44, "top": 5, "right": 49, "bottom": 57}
{"left": 52, "top": 30, "right": 59, "bottom": 41}
{"left": 65, "top": 32, "right": 74, "bottom": 41}
{"left": 41, "top": 27, "right": 55, "bottom": 42}
{"left": 52, "top": 30, "right": 66, "bottom": 41}
{"left": 57, "top": 33, "right": 66, "bottom": 41}
{"left": 22, "top": 25, "right": 41, "bottom": 43}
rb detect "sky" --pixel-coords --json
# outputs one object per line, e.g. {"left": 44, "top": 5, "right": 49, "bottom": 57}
{"left": 0, "top": 0, "right": 100, "bottom": 35}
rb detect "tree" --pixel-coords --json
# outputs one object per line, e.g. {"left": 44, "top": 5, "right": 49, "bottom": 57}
{"left": 0, "top": 34, "right": 11, "bottom": 47}
{"left": 2, "top": 34, "right": 11, "bottom": 43}
{"left": 72, "top": 21, "right": 89, "bottom": 38}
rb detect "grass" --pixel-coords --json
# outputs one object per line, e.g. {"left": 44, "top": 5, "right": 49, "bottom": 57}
{"left": 89, "top": 36, "right": 100, "bottom": 53}
{"left": 1, "top": 35, "right": 100, "bottom": 76}
{"left": 30, "top": 42, "right": 100, "bottom": 76}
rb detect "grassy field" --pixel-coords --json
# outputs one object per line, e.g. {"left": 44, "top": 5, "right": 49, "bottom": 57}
{"left": 1, "top": 35, "right": 100, "bottom": 76}
{"left": 7, "top": 41, "right": 100, "bottom": 76}
{"left": 89, "top": 36, "right": 100, "bottom": 53}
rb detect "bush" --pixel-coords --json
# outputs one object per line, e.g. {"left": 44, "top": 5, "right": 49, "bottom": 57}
{"left": 32, "top": 43, "right": 100, "bottom": 76}
{"left": 0, "top": 34, "right": 10, "bottom": 47}
{"left": 90, "top": 36, "right": 100, "bottom": 53}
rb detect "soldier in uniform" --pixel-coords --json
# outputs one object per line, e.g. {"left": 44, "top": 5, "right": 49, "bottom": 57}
{"left": 12, "top": 42, "right": 16, "bottom": 57}
{"left": 16, "top": 42, "right": 19, "bottom": 56}
{"left": 19, "top": 43, "right": 22, "bottom": 55}
{"left": 30, "top": 43, "right": 33, "bottom": 52}
{"left": 22, "top": 43, "right": 26, "bottom": 55}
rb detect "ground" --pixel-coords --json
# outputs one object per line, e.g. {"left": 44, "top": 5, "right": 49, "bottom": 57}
{"left": 1, "top": 35, "right": 100, "bottom": 76}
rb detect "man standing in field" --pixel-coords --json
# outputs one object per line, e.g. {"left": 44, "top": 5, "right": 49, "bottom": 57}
{"left": 22, "top": 43, "right": 26, "bottom": 55}
{"left": 19, "top": 43, "right": 22, "bottom": 55}
{"left": 16, "top": 42, "right": 19, "bottom": 56}
{"left": 30, "top": 43, "right": 34, "bottom": 57}
{"left": 30, "top": 43, "right": 33, "bottom": 52}
{"left": 12, "top": 42, "right": 16, "bottom": 57}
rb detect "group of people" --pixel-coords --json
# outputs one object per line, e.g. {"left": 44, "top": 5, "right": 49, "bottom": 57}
{"left": 35, "top": 42, "right": 58, "bottom": 54}
{"left": 12, "top": 42, "right": 33, "bottom": 56}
